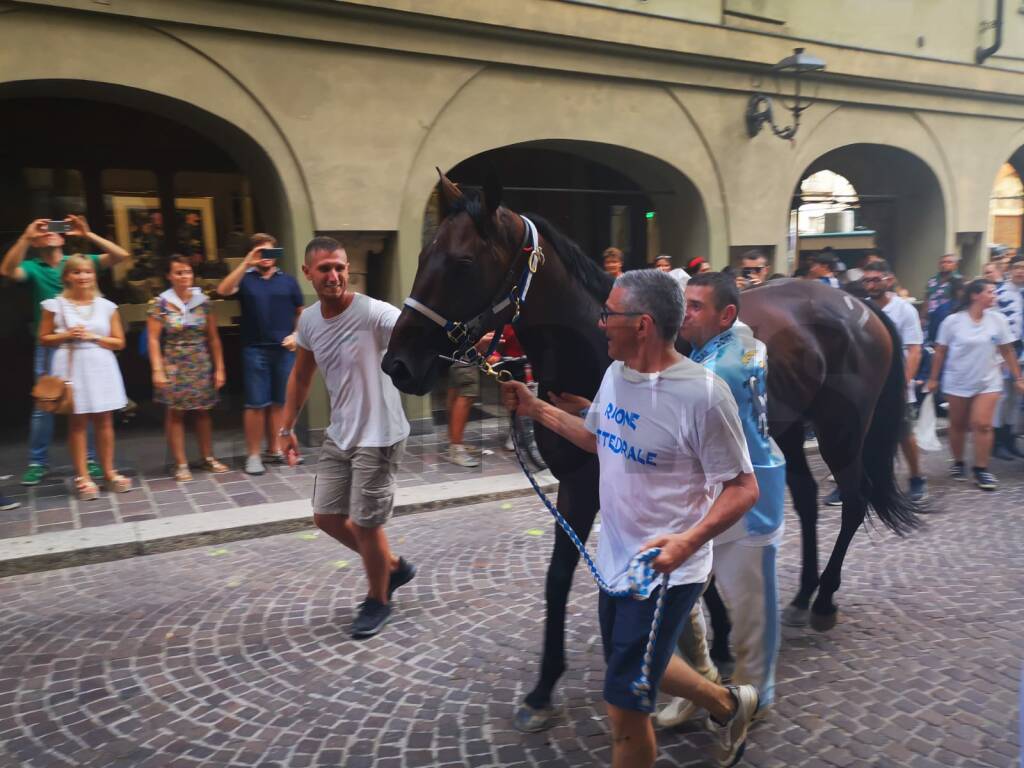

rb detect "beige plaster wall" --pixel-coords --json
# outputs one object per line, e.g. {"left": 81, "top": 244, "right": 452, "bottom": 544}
{"left": 393, "top": 69, "right": 728, "bottom": 297}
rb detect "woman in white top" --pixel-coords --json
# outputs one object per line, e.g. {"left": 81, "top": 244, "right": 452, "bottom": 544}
{"left": 927, "top": 279, "right": 1024, "bottom": 491}
{"left": 38, "top": 255, "right": 131, "bottom": 500}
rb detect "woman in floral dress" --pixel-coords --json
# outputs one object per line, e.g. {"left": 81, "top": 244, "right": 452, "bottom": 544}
{"left": 148, "top": 255, "right": 227, "bottom": 481}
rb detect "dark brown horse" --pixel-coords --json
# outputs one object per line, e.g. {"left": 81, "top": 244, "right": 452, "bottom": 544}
{"left": 382, "top": 172, "right": 918, "bottom": 729}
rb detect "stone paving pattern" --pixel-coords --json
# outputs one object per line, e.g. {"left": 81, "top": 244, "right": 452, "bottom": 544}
{"left": 0, "top": 446, "right": 1019, "bottom": 767}
{"left": 0, "top": 420, "right": 519, "bottom": 541}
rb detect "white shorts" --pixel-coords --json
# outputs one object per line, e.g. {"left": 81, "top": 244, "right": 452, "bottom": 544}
{"left": 942, "top": 370, "right": 1002, "bottom": 399}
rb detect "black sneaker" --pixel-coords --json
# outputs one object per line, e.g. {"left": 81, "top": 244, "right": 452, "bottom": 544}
{"left": 973, "top": 468, "right": 997, "bottom": 491}
{"left": 388, "top": 558, "right": 417, "bottom": 600}
{"left": 352, "top": 598, "right": 391, "bottom": 639}
{"left": 822, "top": 487, "right": 842, "bottom": 507}
{"left": 908, "top": 476, "right": 927, "bottom": 503}
{"left": 949, "top": 462, "right": 966, "bottom": 481}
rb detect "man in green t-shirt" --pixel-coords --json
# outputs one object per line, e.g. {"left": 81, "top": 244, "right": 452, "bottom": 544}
{"left": 1, "top": 216, "right": 129, "bottom": 485}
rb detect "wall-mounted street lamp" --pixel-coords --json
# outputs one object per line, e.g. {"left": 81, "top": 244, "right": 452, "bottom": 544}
{"left": 745, "top": 47, "right": 826, "bottom": 141}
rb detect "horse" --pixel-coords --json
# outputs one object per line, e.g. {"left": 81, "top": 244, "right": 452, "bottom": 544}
{"left": 381, "top": 171, "right": 919, "bottom": 729}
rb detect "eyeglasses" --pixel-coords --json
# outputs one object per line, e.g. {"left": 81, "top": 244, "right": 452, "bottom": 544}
{"left": 861, "top": 276, "right": 885, "bottom": 284}
{"left": 600, "top": 306, "right": 645, "bottom": 324}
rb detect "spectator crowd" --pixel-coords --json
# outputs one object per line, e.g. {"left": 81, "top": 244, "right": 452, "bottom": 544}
{"left": 2, "top": 216, "right": 1023, "bottom": 509}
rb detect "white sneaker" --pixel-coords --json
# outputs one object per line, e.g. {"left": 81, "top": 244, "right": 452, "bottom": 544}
{"left": 445, "top": 444, "right": 480, "bottom": 468}
{"left": 503, "top": 434, "right": 514, "bottom": 451}
{"left": 244, "top": 454, "right": 266, "bottom": 476}
{"left": 655, "top": 666, "right": 721, "bottom": 727}
{"left": 709, "top": 684, "right": 759, "bottom": 767}
{"left": 656, "top": 697, "right": 704, "bottom": 727}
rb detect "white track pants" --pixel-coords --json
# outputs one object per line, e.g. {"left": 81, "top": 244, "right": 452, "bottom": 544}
{"left": 679, "top": 539, "right": 780, "bottom": 706}
{"left": 995, "top": 376, "right": 1021, "bottom": 431}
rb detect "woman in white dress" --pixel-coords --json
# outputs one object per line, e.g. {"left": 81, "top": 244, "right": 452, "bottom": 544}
{"left": 927, "top": 278, "right": 1024, "bottom": 491}
{"left": 38, "top": 255, "right": 132, "bottom": 500}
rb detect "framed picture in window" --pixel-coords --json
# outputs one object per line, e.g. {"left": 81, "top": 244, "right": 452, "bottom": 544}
{"left": 111, "top": 195, "right": 218, "bottom": 282}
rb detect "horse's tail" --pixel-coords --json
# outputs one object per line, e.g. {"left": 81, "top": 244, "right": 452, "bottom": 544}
{"left": 860, "top": 302, "right": 921, "bottom": 535}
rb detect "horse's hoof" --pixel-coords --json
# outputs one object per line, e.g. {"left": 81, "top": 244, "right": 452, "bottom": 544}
{"left": 810, "top": 608, "right": 838, "bottom": 632}
{"left": 781, "top": 604, "right": 809, "bottom": 627}
{"left": 513, "top": 703, "right": 560, "bottom": 733}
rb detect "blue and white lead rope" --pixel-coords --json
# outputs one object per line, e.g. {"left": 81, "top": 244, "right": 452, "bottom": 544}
{"left": 510, "top": 425, "right": 670, "bottom": 707}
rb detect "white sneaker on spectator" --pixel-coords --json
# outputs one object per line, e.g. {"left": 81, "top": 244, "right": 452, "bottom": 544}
{"left": 445, "top": 444, "right": 480, "bottom": 468}
{"left": 244, "top": 455, "right": 266, "bottom": 476}
{"left": 503, "top": 434, "right": 515, "bottom": 451}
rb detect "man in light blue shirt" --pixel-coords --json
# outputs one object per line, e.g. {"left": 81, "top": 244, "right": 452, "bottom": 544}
{"left": 657, "top": 271, "right": 785, "bottom": 727}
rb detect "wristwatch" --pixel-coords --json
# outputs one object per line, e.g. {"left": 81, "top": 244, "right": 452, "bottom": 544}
{"left": 279, "top": 428, "right": 293, "bottom": 438}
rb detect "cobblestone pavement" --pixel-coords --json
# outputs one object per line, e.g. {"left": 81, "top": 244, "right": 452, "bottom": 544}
{"left": 0, "top": 446, "right": 1019, "bottom": 768}
{"left": 0, "top": 418, "right": 521, "bottom": 541}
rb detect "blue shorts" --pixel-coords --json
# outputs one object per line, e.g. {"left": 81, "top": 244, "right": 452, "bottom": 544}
{"left": 243, "top": 345, "right": 295, "bottom": 409}
{"left": 599, "top": 581, "right": 702, "bottom": 712}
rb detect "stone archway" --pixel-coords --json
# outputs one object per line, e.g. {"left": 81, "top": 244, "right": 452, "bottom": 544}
{"left": 791, "top": 143, "right": 947, "bottom": 294}
{"left": 431, "top": 140, "right": 709, "bottom": 273}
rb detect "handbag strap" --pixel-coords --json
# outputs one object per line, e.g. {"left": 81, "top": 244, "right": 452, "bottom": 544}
{"left": 57, "top": 298, "right": 75, "bottom": 382}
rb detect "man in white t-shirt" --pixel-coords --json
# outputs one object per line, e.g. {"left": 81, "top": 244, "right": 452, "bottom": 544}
{"left": 501, "top": 269, "right": 760, "bottom": 768}
{"left": 281, "top": 237, "right": 413, "bottom": 639}
{"left": 862, "top": 260, "right": 928, "bottom": 502}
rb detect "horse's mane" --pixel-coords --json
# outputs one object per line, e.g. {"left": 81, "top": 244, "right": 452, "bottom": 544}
{"left": 523, "top": 213, "right": 613, "bottom": 304}
{"left": 445, "top": 189, "right": 613, "bottom": 304}
{"left": 446, "top": 189, "right": 491, "bottom": 238}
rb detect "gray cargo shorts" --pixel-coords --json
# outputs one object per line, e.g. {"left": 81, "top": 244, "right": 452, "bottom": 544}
{"left": 312, "top": 437, "right": 406, "bottom": 527}
{"left": 448, "top": 364, "right": 480, "bottom": 398}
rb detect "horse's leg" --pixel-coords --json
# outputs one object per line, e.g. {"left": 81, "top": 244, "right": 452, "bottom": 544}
{"left": 810, "top": 500, "right": 865, "bottom": 630}
{"left": 775, "top": 422, "right": 819, "bottom": 627}
{"left": 810, "top": 406, "right": 867, "bottom": 631}
{"left": 516, "top": 458, "right": 599, "bottom": 731}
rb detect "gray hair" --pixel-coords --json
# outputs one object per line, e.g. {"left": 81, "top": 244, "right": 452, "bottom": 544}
{"left": 615, "top": 269, "right": 685, "bottom": 341}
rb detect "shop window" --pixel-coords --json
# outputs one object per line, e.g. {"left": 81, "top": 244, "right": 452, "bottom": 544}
{"left": 102, "top": 169, "right": 161, "bottom": 290}
{"left": 13, "top": 168, "right": 87, "bottom": 248}
{"left": 174, "top": 172, "right": 255, "bottom": 266}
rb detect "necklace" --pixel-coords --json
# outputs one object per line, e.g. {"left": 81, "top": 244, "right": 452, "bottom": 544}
{"left": 65, "top": 297, "right": 95, "bottom": 322}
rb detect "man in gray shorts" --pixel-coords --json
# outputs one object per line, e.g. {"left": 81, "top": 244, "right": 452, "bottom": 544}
{"left": 281, "top": 236, "right": 414, "bottom": 638}
{"left": 445, "top": 363, "right": 481, "bottom": 467}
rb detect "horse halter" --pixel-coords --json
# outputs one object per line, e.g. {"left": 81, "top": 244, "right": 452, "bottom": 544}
{"left": 403, "top": 214, "right": 545, "bottom": 381}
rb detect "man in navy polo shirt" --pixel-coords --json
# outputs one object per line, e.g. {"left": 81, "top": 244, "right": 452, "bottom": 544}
{"left": 218, "top": 233, "right": 304, "bottom": 475}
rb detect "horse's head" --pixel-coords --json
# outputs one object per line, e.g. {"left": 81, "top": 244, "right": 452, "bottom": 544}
{"left": 383, "top": 169, "right": 522, "bottom": 395}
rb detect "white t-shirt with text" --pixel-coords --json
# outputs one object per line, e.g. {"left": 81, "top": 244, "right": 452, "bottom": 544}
{"left": 584, "top": 358, "right": 753, "bottom": 591}
{"left": 936, "top": 309, "right": 1013, "bottom": 396}
{"left": 295, "top": 293, "right": 410, "bottom": 450}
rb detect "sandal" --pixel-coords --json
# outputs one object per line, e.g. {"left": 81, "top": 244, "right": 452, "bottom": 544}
{"left": 201, "top": 457, "right": 229, "bottom": 474}
{"left": 105, "top": 472, "right": 133, "bottom": 493}
{"left": 174, "top": 465, "right": 193, "bottom": 482}
{"left": 74, "top": 476, "right": 100, "bottom": 501}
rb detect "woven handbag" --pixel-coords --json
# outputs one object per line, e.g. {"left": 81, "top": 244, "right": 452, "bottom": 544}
{"left": 31, "top": 300, "right": 75, "bottom": 415}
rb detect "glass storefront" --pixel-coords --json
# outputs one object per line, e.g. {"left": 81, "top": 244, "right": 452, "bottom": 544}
{"left": 0, "top": 97, "right": 266, "bottom": 432}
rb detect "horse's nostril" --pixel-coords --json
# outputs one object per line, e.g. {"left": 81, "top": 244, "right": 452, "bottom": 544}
{"left": 382, "top": 355, "right": 410, "bottom": 383}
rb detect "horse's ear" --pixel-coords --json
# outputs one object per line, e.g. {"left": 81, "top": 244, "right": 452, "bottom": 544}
{"left": 436, "top": 168, "right": 462, "bottom": 217}
{"left": 483, "top": 166, "right": 503, "bottom": 216}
